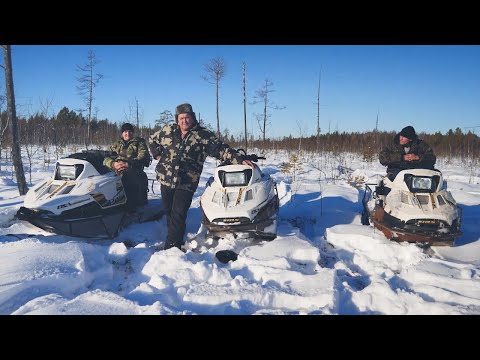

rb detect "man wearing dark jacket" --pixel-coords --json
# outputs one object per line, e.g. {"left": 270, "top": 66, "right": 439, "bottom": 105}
{"left": 149, "top": 103, "right": 253, "bottom": 251}
{"left": 104, "top": 123, "right": 150, "bottom": 209}
{"left": 379, "top": 125, "right": 436, "bottom": 180}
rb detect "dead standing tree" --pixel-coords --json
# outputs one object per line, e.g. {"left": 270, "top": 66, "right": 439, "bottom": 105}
{"left": 315, "top": 70, "right": 321, "bottom": 153}
{"left": 252, "top": 78, "right": 285, "bottom": 151}
{"left": 0, "top": 91, "right": 8, "bottom": 172}
{"left": 202, "top": 56, "right": 226, "bottom": 138}
{"left": 76, "top": 50, "right": 103, "bottom": 149}
{"left": 2, "top": 45, "right": 28, "bottom": 195}
{"left": 242, "top": 62, "right": 248, "bottom": 152}
{"left": 123, "top": 97, "right": 144, "bottom": 136}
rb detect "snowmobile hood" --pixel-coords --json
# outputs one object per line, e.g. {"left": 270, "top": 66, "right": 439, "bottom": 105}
{"left": 203, "top": 164, "right": 276, "bottom": 219}
{"left": 18, "top": 151, "right": 128, "bottom": 235}
{"left": 23, "top": 171, "right": 123, "bottom": 216}
{"left": 384, "top": 168, "right": 444, "bottom": 193}
{"left": 200, "top": 158, "right": 279, "bottom": 240}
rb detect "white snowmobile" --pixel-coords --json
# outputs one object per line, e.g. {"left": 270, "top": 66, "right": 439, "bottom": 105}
{"left": 361, "top": 168, "right": 462, "bottom": 246}
{"left": 16, "top": 150, "right": 164, "bottom": 239}
{"left": 199, "top": 150, "right": 279, "bottom": 261}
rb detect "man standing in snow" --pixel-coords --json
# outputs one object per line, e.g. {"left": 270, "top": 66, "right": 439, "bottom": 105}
{"left": 379, "top": 125, "right": 436, "bottom": 180}
{"left": 104, "top": 123, "right": 150, "bottom": 210}
{"left": 149, "top": 103, "right": 254, "bottom": 251}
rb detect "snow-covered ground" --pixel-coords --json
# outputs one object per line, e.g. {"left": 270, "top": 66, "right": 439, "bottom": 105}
{"left": 1, "top": 148, "right": 479, "bottom": 315}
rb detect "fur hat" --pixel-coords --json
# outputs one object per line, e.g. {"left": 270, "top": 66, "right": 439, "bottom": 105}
{"left": 399, "top": 126, "right": 416, "bottom": 140}
{"left": 175, "top": 103, "right": 197, "bottom": 123}
{"left": 121, "top": 123, "right": 134, "bottom": 133}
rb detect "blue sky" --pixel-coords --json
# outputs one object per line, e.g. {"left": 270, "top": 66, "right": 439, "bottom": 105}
{"left": 4, "top": 45, "right": 480, "bottom": 138}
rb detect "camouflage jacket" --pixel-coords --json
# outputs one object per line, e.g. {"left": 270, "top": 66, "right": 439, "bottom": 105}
{"left": 103, "top": 137, "right": 150, "bottom": 174}
{"left": 149, "top": 123, "right": 243, "bottom": 192}
{"left": 379, "top": 134, "right": 436, "bottom": 173}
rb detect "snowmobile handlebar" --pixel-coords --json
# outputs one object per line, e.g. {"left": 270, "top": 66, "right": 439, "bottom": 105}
{"left": 235, "top": 148, "right": 265, "bottom": 163}
{"left": 241, "top": 154, "right": 266, "bottom": 162}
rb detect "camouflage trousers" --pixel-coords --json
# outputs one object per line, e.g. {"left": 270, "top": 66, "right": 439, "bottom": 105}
{"left": 120, "top": 168, "right": 148, "bottom": 209}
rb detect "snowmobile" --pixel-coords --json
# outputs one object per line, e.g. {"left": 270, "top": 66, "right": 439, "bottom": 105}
{"left": 16, "top": 150, "right": 164, "bottom": 239}
{"left": 199, "top": 150, "right": 279, "bottom": 261}
{"left": 361, "top": 167, "right": 462, "bottom": 246}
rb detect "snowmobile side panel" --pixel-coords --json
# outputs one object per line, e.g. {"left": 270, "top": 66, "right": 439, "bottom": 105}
{"left": 17, "top": 206, "right": 126, "bottom": 239}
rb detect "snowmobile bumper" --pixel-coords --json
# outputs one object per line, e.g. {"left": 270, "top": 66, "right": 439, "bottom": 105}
{"left": 202, "top": 195, "right": 279, "bottom": 240}
{"left": 371, "top": 207, "right": 462, "bottom": 246}
{"left": 203, "top": 217, "right": 277, "bottom": 240}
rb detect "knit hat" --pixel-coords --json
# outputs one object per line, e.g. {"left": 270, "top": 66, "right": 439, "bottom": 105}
{"left": 175, "top": 103, "right": 197, "bottom": 123}
{"left": 399, "top": 126, "right": 416, "bottom": 140}
{"left": 121, "top": 123, "right": 134, "bottom": 132}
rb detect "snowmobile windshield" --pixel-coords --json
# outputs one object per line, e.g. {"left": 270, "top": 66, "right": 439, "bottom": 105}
{"left": 67, "top": 150, "right": 113, "bottom": 175}
{"left": 219, "top": 169, "right": 252, "bottom": 187}
{"left": 54, "top": 164, "right": 84, "bottom": 181}
{"left": 404, "top": 174, "right": 440, "bottom": 193}
{"left": 412, "top": 177, "right": 432, "bottom": 190}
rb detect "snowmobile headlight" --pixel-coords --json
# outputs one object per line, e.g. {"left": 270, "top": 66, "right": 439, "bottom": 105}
{"left": 219, "top": 169, "right": 252, "bottom": 187}
{"left": 412, "top": 177, "right": 432, "bottom": 190}
{"left": 224, "top": 172, "right": 247, "bottom": 186}
{"left": 58, "top": 165, "right": 76, "bottom": 180}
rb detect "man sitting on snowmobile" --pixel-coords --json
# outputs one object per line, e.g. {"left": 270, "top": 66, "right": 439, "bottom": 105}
{"left": 103, "top": 123, "right": 150, "bottom": 210}
{"left": 379, "top": 125, "right": 436, "bottom": 181}
{"left": 149, "top": 103, "right": 254, "bottom": 251}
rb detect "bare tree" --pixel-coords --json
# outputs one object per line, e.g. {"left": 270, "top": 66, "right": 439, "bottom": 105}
{"left": 315, "top": 70, "right": 321, "bottom": 152}
{"left": 123, "top": 98, "right": 144, "bottom": 136}
{"left": 242, "top": 62, "right": 248, "bottom": 152}
{"left": 135, "top": 98, "right": 140, "bottom": 132}
{"left": 202, "top": 56, "right": 226, "bottom": 137}
{"left": 155, "top": 109, "right": 174, "bottom": 128}
{"left": 76, "top": 50, "right": 103, "bottom": 149}
{"left": 296, "top": 119, "right": 308, "bottom": 153}
{"left": 0, "top": 89, "right": 9, "bottom": 172}
{"left": 22, "top": 118, "right": 39, "bottom": 185}
{"left": 2, "top": 45, "right": 28, "bottom": 195}
{"left": 37, "top": 97, "right": 55, "bottom": 165}
{"left": 123, "top": 100, "right": 135, "bottom": 123}
{"left": 252, "top": 78, "right": 285, "bottom": 149}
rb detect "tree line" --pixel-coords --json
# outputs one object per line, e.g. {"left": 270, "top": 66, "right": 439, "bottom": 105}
{"left": 1, "top": 108, "right": 479, "bottom": 161}
{"left": 238, "top": 129, "right": 480, "bottom": 161}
